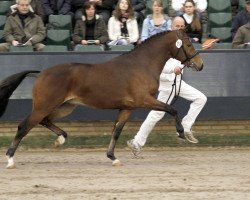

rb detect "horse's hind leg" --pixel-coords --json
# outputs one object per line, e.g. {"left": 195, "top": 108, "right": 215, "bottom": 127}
{"left": 40, "top": 118, "right": 67, "bottom": 147}
{"left": 107, "top": 109, "right": 132, "bottom": 166}
{"left": 40, "top": 102, "right": 77, "bottom": 146}
{"left": 6, "top": 112, "right": 45, "bottom": 169}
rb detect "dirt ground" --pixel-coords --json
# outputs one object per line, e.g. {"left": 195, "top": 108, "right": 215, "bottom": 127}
{"left": 0, "top": 147, "right": 250, "bottom": 200}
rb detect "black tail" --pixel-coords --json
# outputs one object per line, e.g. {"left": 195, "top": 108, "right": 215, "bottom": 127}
{"left": 0, "top": 70, "right": 40, "bottom": 117}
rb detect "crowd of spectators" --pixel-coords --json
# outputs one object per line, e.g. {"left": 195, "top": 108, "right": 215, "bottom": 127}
{"left": 0, "top": 0, "right": 249, "bottom": 52}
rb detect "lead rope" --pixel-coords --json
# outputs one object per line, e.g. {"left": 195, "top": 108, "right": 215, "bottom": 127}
{"left": 166, "top": 73, "right": 183, "bottom": 105}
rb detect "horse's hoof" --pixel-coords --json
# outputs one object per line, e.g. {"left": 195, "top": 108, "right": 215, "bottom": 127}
{"left": 6, "top": 156, "right": 15, "bottom": 169}
{"left": 54, "top": 135, "right": 65, "bottom": 147}
{"left": 112, "top": 159, "right": 122, "bottom": 166}
{"left": 6, "top": 163, "right": 16, "bottom": 169}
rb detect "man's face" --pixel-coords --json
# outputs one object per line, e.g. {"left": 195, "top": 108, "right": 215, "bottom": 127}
{"left": 172, "top": 20, "right": 185, "bottom": 31}
{"left": 17, "top": 0, "right": 30, "bottom": 14}
{"left": 173, "top": 23, "right": 185, "bottom": 30}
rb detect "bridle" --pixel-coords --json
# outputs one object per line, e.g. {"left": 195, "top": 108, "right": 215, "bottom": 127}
{"left": 173, "top": 30, "right": 199, "bottom": 69}
{"left": 166, "top": 30, "right": 199, "bottom": 105}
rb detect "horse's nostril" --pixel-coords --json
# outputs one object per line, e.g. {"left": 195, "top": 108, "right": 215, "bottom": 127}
{"left": 199, "top": 64, "right": 203, "bottom": 71}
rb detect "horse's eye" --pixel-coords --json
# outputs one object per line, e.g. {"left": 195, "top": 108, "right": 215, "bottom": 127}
{"left": 187, "top": 44, "right": 191, "bottom": 47}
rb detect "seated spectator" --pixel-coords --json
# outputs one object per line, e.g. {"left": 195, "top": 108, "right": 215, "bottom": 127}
{"left": 232, "top": 22, "right": 250, "bottom": 48}
{"left": 73, "top": 1, "right": 109, "bottom": 48}
{"left": 172, "top": 0, "right": 207, "bottom": 17}
{"left": 108, "top": 0, "right": 139, "bottom": 45}
{"left": 74, "top": 0, "right": 114, "bottom": 24}
{"left": 231, "top": 0, "right": 250, "bottom": 38}
{"left": 10, "top": 0, "right": 44, "bottom": 21}
{"left": 141, "top": 0, "right": 172, "bottom": 42}
{"left": 131, "top": 0, "right": 146, "bottom": 27}
{"left": 180, "top": 0, "right": 202, "bottom": 43}
{"left": 0, "top": 0, "right": 46, "bottom": 52}
{"left": 41, "top": 0, "right": 74, "bottom": 24}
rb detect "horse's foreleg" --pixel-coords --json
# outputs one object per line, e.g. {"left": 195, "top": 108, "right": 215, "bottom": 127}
{"left": 40, "top": 118, "right": 67, "bottom": 147}
{"left": 107, "top": 109, "right": 132, "bottom": 166}
{"left": 164, "top": 104, "right": 184, "bottom": 139}
{"left": 6, "top": 112, "right": 44, "bottom": 169}
{"left": 144, "top": 97, "right": 184, "bottom": 139}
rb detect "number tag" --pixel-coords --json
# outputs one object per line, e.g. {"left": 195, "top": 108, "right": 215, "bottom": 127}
{"left": 176, "top": 39, "right": 182, "bottom": 48}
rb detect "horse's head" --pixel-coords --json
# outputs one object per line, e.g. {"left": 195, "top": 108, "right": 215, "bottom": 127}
{"left": 171, "top": 30, "right": 203, "bottom": 71}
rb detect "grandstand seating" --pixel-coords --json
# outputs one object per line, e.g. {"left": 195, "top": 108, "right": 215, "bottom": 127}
{"left": 0, "top": 1, "right": 14, "bottom": 15}
{"left": 0, "top": 29, "right": 4, "bottom": 43}
{"left": 207, "top": 0, "right": 233, "bottom": 43}
{"left": 239, "top": 0, "right": 246, "bottom": 11}
{"left": 9, "top": 46, "right": 34, "bottom": 52}
{"left": 43, "top": 45, "right": 68, "bottom": 52}
{"left": 48, "top": 15, "right": 72, "bottom": 33}
{"left": 46, "top": 29, "right": 71, "bottom": 50}
{"left": 208, "top": 12, "right": 232, "bottom": 30}
{"left": 210, "top": 27, "right": 232, "bottom": 42}
{"left": 208, "top": 0, "right": 231, "bottom": 13}
{"left": 146, "top": 0, "right": 169, "bottom": 15}
{"left": 213, "top": 42, "right": 232, "bottom": 49}
{"left": 74, "top": 45, "right": 104, "bottom": 52}
{"left": 192, "top": 43, "right": 202, "bottom": 50}
{"left": 109, "top": 44, "right": 134, "bottom": 51}
{"left": 0, "top": 15, "right": 6, "bottom": 30}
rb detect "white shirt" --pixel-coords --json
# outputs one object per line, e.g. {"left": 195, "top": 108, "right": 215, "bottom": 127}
{"left": 159, "top": 58, "right": 184, "bottom": 91}
{"left": 172, "top": 0, "right": 208, "bottom": 12}
{"left": 108, "top": 16, "right": 139, "bottom": 43}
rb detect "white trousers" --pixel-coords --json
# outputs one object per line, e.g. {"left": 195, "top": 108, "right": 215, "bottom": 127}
{"left": 134, "top": 80, "right": 207, "bottom": 146}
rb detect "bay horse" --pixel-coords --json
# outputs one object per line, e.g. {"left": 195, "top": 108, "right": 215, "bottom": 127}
{"left": 0, "top": 30, "right": 203, "bottom": 169}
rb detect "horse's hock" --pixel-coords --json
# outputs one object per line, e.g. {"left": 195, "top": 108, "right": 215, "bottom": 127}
{"left": 0, "top": 120, "right": 250, "bottom": 137}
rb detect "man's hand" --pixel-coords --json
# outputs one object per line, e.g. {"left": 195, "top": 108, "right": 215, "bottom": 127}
{"left": 12, "top": 40, "right": 19, "bottom": 46}
{"left": 81, "top": 40, "right": 88, "bottom": 45}
{"left": 174, "top": 66, "right": 182, "bottom": 75}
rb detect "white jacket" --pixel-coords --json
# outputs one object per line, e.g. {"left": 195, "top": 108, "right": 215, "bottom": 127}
{"left": 108, "top": 16, "right": 139, "bottom": 43}
{"left": 172, "top": 0, "right": 207, "bottom": 12}
{"left": 159, "top": 58, "right": 184, "bottom": 91}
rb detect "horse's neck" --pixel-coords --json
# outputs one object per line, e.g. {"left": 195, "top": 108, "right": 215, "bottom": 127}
{"left": 133, "top": 36, "right": 171, "bottom": 76}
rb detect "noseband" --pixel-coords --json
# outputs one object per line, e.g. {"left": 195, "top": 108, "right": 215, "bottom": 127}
{"left": 173, "top": 30, "right": 199, "bottom": 68}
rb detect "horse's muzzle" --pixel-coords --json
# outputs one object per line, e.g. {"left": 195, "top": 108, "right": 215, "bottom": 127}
{"left": 198, "top": 63, "right": 203, "bottom": 71}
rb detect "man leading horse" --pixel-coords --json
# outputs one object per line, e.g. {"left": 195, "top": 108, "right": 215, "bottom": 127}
{"left": 127, "top": 17, "right": 207, "bottom": 156}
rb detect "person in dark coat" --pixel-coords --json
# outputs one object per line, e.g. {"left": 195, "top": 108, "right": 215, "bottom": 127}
{"left": 231, "top": 0, "right": 250, "bottom": 38}
{"left": 73, "top": 1, "right": 108, "bottom": 47}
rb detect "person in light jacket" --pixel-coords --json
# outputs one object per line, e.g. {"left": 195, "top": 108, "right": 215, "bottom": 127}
{"left": 108, "top": 0, "right": 139, "bottom": 45}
